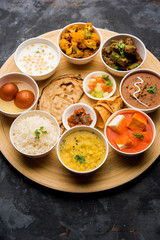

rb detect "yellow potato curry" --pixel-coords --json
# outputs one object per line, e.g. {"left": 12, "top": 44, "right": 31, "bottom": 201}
{"left": 59, "top": 23, "right": 100, "bottom": 58}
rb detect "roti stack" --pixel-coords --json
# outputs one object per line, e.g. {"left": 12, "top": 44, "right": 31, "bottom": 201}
{"left": 37, "top": 74, "right": 84, "bottom": 132}
{"left": 93, "top": 95, "right": 123, "bottom": 129}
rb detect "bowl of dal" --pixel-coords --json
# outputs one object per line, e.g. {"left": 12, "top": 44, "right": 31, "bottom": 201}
{"left": 120, "top": 69, "right": 160, "bottom": 113}
{"left": 57, "top": 125, "right": 109, "bottom": 174}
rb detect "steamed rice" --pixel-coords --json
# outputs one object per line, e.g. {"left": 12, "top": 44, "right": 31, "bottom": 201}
{"left": 11, "top": 114, "right": 59, "bottom": 155}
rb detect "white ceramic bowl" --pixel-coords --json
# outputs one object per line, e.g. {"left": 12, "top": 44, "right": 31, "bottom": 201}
{"left": 9, "top": 110, "right": 60, "bottom": 158}
{"left": 57, "top": 22, "right": 102, "bottom": 65}
{"left": 0, "top": 72, "right": 39, "bottom": 118}
{"left": 120, "top": 69, "right": 160, "bottom": 113}
{"left": 104, "top": 108, "right": 156, "bottom": 156}
{"left": 100, "top": 33, "right": 146, "bottom": 77}
{"left": 62, "top": 103, "right": 97, "bottom": 130}
{"left": 15, "top": 37, "right": 61, "bottom": 81}
{"left": 83, "top": 71, "right": 116, "bottom": 101}
{"left": 57, "top": 125, "right": 109, "bottom": 174}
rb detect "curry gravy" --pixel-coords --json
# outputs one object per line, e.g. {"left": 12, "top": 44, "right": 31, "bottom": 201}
{"left": 121, "top": 72, "right": 160, "bottom": 109}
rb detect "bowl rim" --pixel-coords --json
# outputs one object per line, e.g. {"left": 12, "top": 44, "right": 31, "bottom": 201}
{"left": 9, "top": 110, "right": 60, "bottom": 157}
{"left": 57, "top": 22, "right": 102, "bottom": 62}
{"left": 14, "top": 37, "right": 61, "bottom": 78}
{"left": 119, "top": 68, "right": 160, "bottom": 112}
{"left": 0, "top": 72, "right": 39, "bottom": 116}
{"left": 62, "top": 102, "right": 97, "bottom": 130}
{"left": 83, "top": 71, "right": 116, "bottom": 100}
{"left": 57, "top": 125, "right": 109, "bottom": 174}
{"left": 100, "top": 33, "right": 147, "bottom": 74}
{"left": 104, "top": 108, "right": 156, "bottom": 156}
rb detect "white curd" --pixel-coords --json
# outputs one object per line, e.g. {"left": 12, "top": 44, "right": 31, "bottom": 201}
{"left": 17, "top": 43, "right": 58, "bottom": 75}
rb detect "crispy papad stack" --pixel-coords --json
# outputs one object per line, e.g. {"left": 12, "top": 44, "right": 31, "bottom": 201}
{"left": 93, "top": 106, "right": 111, "bottom": 129}
{"left": 93, "top": 95, "right": 123, "bottom": 129}
{"left": 98, "top": 95, "right": 123, "bottom": 113}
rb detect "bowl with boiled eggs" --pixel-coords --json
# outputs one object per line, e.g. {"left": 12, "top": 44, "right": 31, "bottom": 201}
{"left": 0, "top": 72, "right": 39, "bottom": 118}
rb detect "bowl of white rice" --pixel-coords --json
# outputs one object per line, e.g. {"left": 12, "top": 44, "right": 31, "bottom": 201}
{"left": 9, "top": 110, "right": 60, "bottom": 158}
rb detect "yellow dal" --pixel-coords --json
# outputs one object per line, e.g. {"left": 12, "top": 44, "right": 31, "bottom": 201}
{"left": 59, "top": 130, "right": 106, "bottom": 172}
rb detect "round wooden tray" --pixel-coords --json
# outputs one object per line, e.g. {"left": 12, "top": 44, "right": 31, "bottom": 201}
{"left": 0, "top": 29, "right": 160, "bottom": 193}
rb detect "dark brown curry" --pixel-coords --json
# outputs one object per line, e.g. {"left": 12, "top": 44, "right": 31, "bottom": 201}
{"left": 121, "top": 72, "right": 160, "bottom": 109}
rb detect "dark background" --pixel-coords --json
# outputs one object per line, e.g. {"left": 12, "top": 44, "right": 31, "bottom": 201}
{"left": 0, "top": 0, "right": 160, "bottom": 239}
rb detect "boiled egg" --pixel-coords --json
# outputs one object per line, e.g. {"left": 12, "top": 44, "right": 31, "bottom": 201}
{"left": 0, "top": 83, "right": 19, "bottom": 101}
{"left": 14, "top": 90, "right": 34, "bottom": 109}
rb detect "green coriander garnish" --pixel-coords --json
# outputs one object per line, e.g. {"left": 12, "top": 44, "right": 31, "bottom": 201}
{"left": 39, "top": 126, "right": 48, "bottom": 134}
{"left": 34, "top": 129, "right": 41, "bottom": 139}
{"left": 133, "top": 132, "right": 144, "bottom": 140}
{"left": 84, "top": 31, "right": 92, "bottom": 38}
{"left": 147, "top": 86, "right": 157, "bottom": 94}
{"left": 114, "top": 41, "right": 125, "bottom": 57}
{"left": 102, "top": 75, "right": 109, "bottom": 81}
{"left": 102, "top": 75, "right": 112, "bottom": 87}
{"left": 112, "top": 40, "right": 117, "bottom": 43}
{"left": 75, "top": 155, "right": 86, "bottom": 164}
{"left": 106, "top": 80, "right": 112, "bottom": 87}
{"left": 34, "top": 126, "right": 48, "bottom": 140}
{"left": 36, "top": 51, "right": 40, "bottom": 53}
{"left": 113, "top": 53, "right": 120, "bottom": 59}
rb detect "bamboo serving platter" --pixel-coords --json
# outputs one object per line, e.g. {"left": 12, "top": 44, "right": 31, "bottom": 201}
{"left": 0, "top": 29, "right": 160, "bottom": 193}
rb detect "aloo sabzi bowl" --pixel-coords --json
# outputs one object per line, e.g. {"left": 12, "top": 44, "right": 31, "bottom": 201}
{"left": 57, "top": 22, "right": 102, "bottom": 65}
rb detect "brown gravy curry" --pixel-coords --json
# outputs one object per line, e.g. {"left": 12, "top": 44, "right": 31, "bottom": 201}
{"left": 121, "top": 71, "right": 160, "bottom": 109}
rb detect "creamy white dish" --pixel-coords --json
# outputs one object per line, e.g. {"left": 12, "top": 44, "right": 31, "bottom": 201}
{"left": 17, "top": 43, "right": 58, "bottom": 75}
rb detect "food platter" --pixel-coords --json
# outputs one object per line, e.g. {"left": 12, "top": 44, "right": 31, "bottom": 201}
{"left": 0, "top": 28, "right": 160, "bottom": 193}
